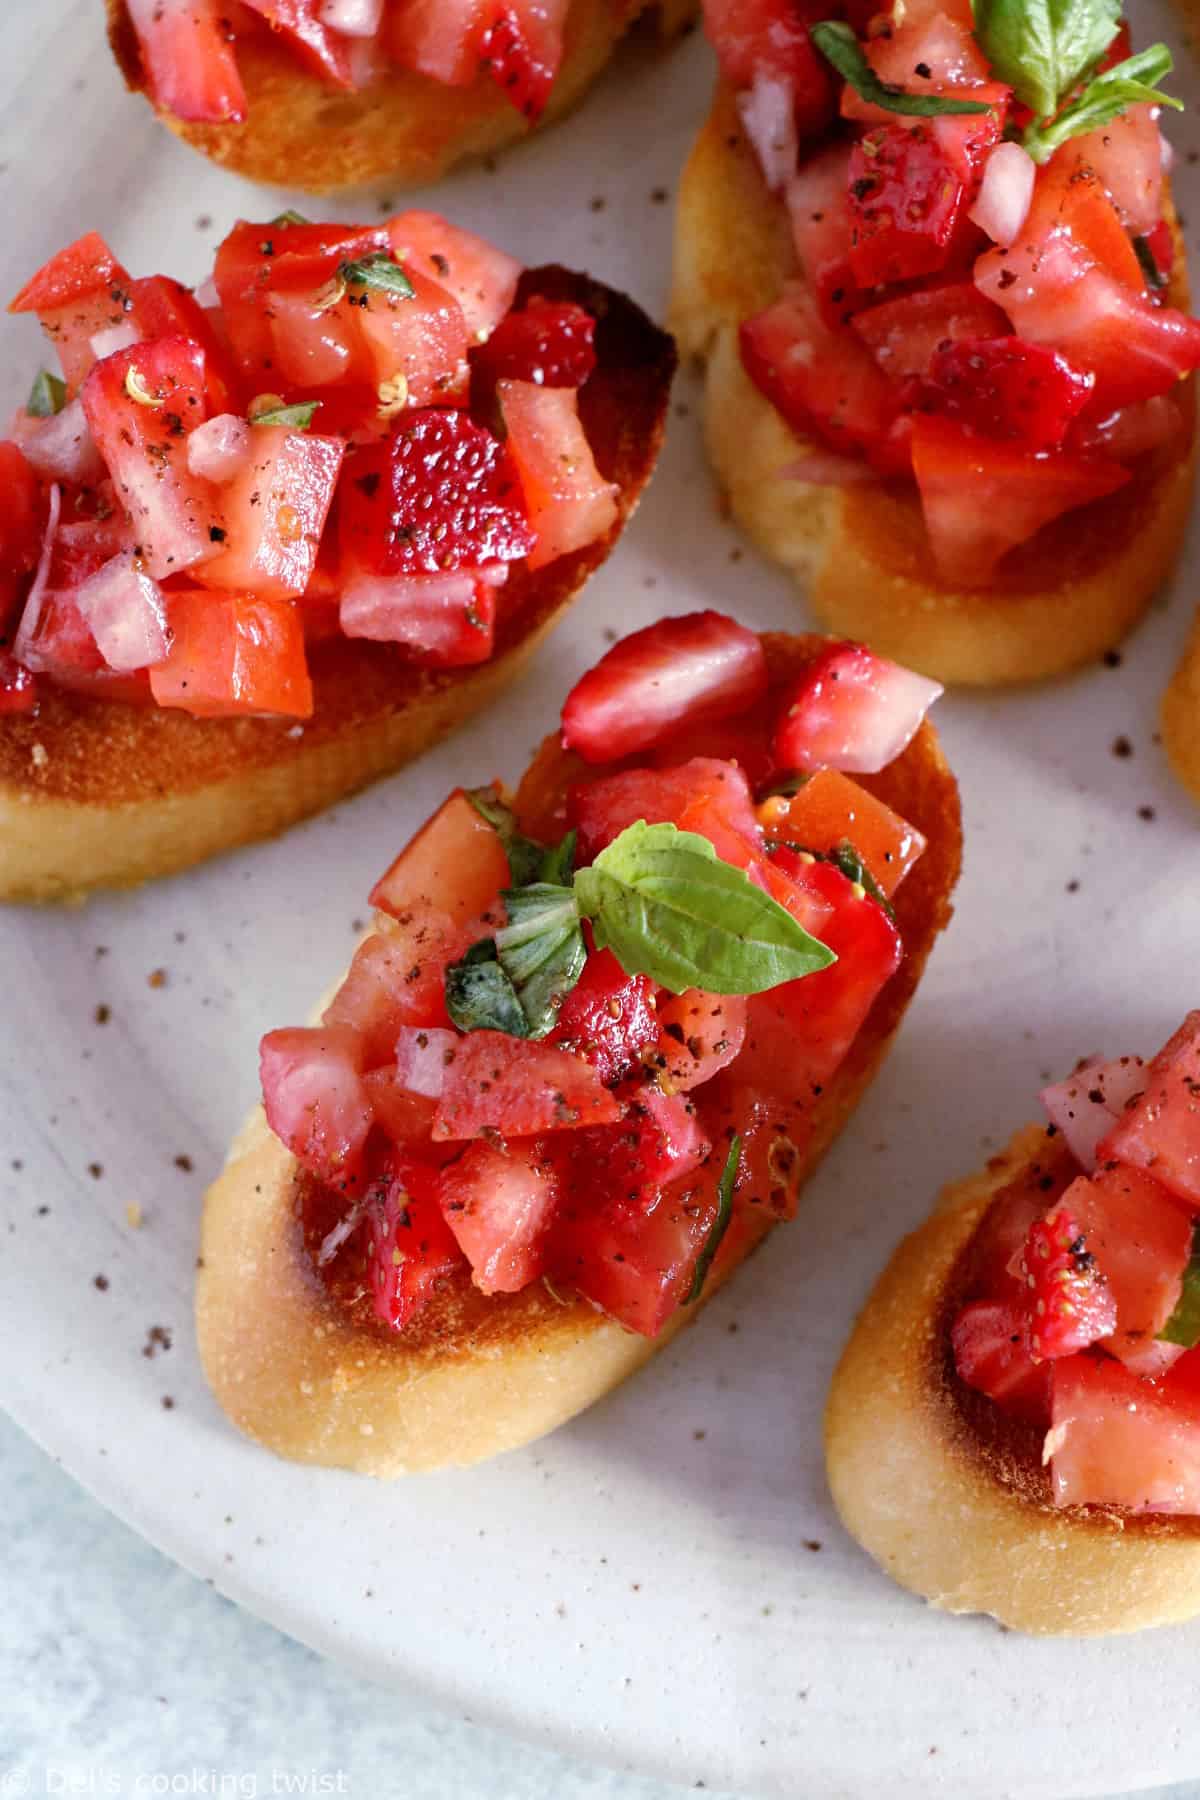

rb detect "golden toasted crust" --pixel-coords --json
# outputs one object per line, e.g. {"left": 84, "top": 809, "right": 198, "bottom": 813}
{"left": 107, "top": 0, "right": 696, "bottom": 191}
{"left": 196, "top": 631, "right": 962, "bottom": 1475}
{"left": 670, "top": 85, "right": 1198, "bottom": 687}
{"left": 0, "top": 268, "right": 675, "bottom": 903}
{"left": 826, "top": 1123, "right": 1200, "bottom": 1636}
{"left": 1162, "top": 612, "right": 1200, "bottom": 806}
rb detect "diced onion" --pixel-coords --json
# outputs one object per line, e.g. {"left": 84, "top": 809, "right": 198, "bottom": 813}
{"left": 186, "top": 412, "right": 250, "bottom": 483}
{"left": 11, "top": 399, "right": 105, "bottom": 484}
{"left": 13, "top": 484, "right": 62, "bottom": 668}
{"left": 319, "top": 0, "right": 383, "bottom": 34}
{"left": 73, "top": 553, "right": 170, "bottom": 671}
{"left": 89, "top": 321, "right": 141, "bottom": 361}
{"left": 968, "top": 141, "right": 1036, "bottom": 247}
{"left": 737, "top": 74, "right": 799, "bottom": 195}
{"left": 1039, "top": 1055, "right": 1147, "bottom": 1173}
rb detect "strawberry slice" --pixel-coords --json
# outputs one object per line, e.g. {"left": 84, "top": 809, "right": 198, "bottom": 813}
{"left": 772, "top": 641, "right": 942, "bottom": 775}
{"left": 365, "top": 1153, "right": 464, "bottom": 1331}
{"left": 480, "top": 0, "right": 566, "bottom": 121}
{"left": 470, "top": 299, "right": 596, "bottom": 391}
{"left": 547, "top": 948, "right": 659, "bottom": 1084}
{"left": 339, "top": 409, "right": 534, "bottom": 579}
{"left": 1018, "top": 1206, "right": 1118, "bottom": 1361}
{"left": 740, "top": 282, "right": 900, "bottom": 465}
{"left": 919, "top": 337, "right": 1093, "bottom": 451}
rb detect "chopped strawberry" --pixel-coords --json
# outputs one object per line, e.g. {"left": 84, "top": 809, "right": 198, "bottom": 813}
{"left": 951, "top": 1298, "right": 1051, "bottom": 1423}
{"left": 772, "top": 641, "right": 942, "bottom": 774}
{"left": 918, "top": 337, "right": 1093, "bottom": 450}
{"left": 480, "top": 0, "right": 568, "bottom": 122}
{"left": 123, "top": 0, "right": 247, "bottom": 123}
{"left": 0, "top": 440, "right": 46, "bottom": 622}
{"left": 365, "top": 1153, "right": 464, "bottom": 1330}
{"left": 496, "top": 381, "right": 617, "bottom": 568}
{"left": 561, "top": 611, "right": 768, "bottom": 765}
{"left": 433, "top": 1032, "right": 623, "bottom": 1141}
{"left": 570, "top": 758, "right": 761, "bottom": 868}
{"left": 470, "top": 298, "right": 596, "bottom": 390}
{"left": 548, "top": 949, "right": 659, "bottom": 1085}
{"left": 239, "top": 0, "right": 354, "bottom": 86}
{"left": 650, "top": 991, "right": 748, "bottom": 1091}
{"left": 847, "top": 116, "right": 998, "bottom": 287}
{"left": 850, "top": 281, "right": 1010, "bottom": 382}
{"left": 551, "top": 1163, "right": 723, "bottom": 1335}
{"left": 1097, "top": 1012, "right": 1200, "bottom": 1209}
{"left": 1017, "top": 1205, "right": 1118, "bottom": 1361}
{"left": 259, "top": 1025, "right": 373, "bottom": 1188}
{"left": 740, "top": 282, "right": 899, "bottom": 465}
{"left": 0, "top": 653, "right": 36, "bottom": 714}
{"left": 436, "top": 1137, "right": 558, "bottom": 1293}
{"left": 203, "top": 425, "right": 344, "bottom": 601}
{"left": 703, "top": 0, "right": 835, "bottom": 143}
{"left": 383, "top": 0, "right": 493, "bottom": 86}
{"left": 339, "top": 409, "right": 534, "bottom": 579}
{"left": 785, "top": 144, "right": 863, "bottom": 330}
{"left": 549, "top": 1086, "right": 712, "bottom": 1208}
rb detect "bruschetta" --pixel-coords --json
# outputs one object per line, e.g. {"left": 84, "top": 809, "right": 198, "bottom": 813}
{"left": 106, "top": 0, "right": 695, "bottom": 191}
{"left": 199, "top": 613, "right": 961, "bottom": 1475}
{"left": 670, "top": 0, "right": 1199, "bottom": 685}
{"left": 827, "top": 1016, "right": 1200, "bottom": 1635}
{"left": 0, "top": 211, "right": 674, "bottom": 901}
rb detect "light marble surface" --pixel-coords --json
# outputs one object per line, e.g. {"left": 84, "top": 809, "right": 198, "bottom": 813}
{"left": 0, "top": 1404, "right": 1197, "bottom": 1800}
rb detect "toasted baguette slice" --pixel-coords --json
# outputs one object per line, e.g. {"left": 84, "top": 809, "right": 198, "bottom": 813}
{"left": 826, "top": 1123, "right": 1200, "bottom": 1636}
{"left": 197, "top": 631, "right": 962, "bottom": 1476}
{"left": 0, "top": 269, "right": 674, "bottom": 904}
{"left": 1163, "top": 611, "right": 1200, "bottom": 805}
{"left": 106, "top": 0, "right": 695, "bottom": 191}
{"left": 670, "top": 85, "right": 1198, "bottom": 687}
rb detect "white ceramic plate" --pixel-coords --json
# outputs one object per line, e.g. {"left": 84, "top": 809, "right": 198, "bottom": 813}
{"left": 5, "top": 4, "right": 1200, "bottom": 1794}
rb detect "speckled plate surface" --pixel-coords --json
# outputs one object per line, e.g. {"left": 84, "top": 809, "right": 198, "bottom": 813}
{"left": 4, "top": 5, "right": 1200, "bottom": 1796}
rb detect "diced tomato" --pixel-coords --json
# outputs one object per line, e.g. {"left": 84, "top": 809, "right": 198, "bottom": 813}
{"left": 202, "top": 425, "right": 343, "bottom": 600}
{"left": 0, "top": 441, "right": 45, "bottom": 623}
{"left": 561, "top": 612, "right": 768, "bottom": 765}
{"left": 239, "top": 0, "right": 354, "bottom": 85}
{"left": 369, "top": 788, "right": 511, "bottom": 923}
{"left": 649, "top": 991, "right": 747, "bottom": 1091}
{"left": 570, "top": 758, "right": 761, "bottom": 868}
{"left": 386, "top": 212, "right": 521, "bottom": 344}
{"left": 470, "top": 298, "right": 596, "bottom": 390}
{"left": 968, "top": 1179, "right": 1061, "bottom": 1304}
{"left": 496, "top": 381, "right": 617, "bottom": 568}
{"left": 10, "top": 232, "right": 136, "bottom": 393}
{"left": 432, "top": 1032, "right": 622, "bottom": 1140}
{"left": 436, "top": 1137, "right": 557, "bottom": 1293}
{"left": 265, "top": 289, "right": 374, "bottom": 391}
{"left": 149, "top": 590, "right": 313, "bottom": 719}
{"left": 863, "top": 6, "right": 989, "bottom": 93}
{"left": 1049, "top": 1354, "right": 1200, "bottom": 1513}
{"left": 384, "top": 0, "right": 492, "bottom": 86}
{"left": 361, "top": 1070, "right": 443, "bottom": 1155}
{"left": 740, "top": 283, "right": 899, "bottom": 464}
{"left": 702, "top": 0, "right": 835, "bottom": 143}
{"left": 1040, "top": 1056, "right": 1147, "bottom": 1174}
{"left": 123, "top": 0, "right": 247, "bottom": 123}
{"left": 551, "top": 1158, "right": 723, "bottom": 1335}
{"left": 353, "top": 265, "right": 470, "bottom": 405}
{"left": 547, "top": 948, "right": 659, "bottom": 1084}
{"left": 0, "top": 653, "right": 36, "bottom": 714}
{"left": 1059, "top": 1167, "right": 1193, "bottom": 1372}
{"left": 259, "top": 1024, "right": 373, "bottom": 1187}
{"left": 479, "top": 0, "right": 568, "bottom": 121}
{"left": 759, "top": 768, "right": 925, "bottom": 898}
{"left": 213, "top": 218, "right": 391, "bottom": 381}
{"left": 128, "top": 275, "right": 240, "bottom": 412}
{"left": 648, "top": 716, "right": 775, "bottom": 789}
{"left": 323, "top": 931, "right": 459, "bottom": 1063}
{"left": 910, "top": 415, "right": 1131, "bottom": 585}
{"left": 850, "top": 281, "right": 1010, "bottom": 381}
{"left": 79, "top": 336, "right": 217, "bottom": 579}
{"left": 1016, "top": 1202, "right": 1118, "bottom": 1361}
{"left": 339, "top": 409, "right": 532, "bottom": 578}
{"left": 918, "top": 337, "right": 1093, "bottom": 450}
{"left": 1098, "top": 1014, "right": 1200, "bottom": 1209}
{"left": 549, "top": 1084, "right": 711, "bottom": 1209}
{"left": 12, "top": 511, "right": 146, "bottom": 698}
{"left": 1064, "top": 105, "right": 1163, "bottom": 238}
{"left": 951, "top": 1299, "right": 1051, "bottom": 1423}
{"left": 338, "top": 566, "right": 500, "bottom": 665}
{"left": 772, "top": 641, "right": 941, "bottom": 775}
{"left": 365, "top": 1153, "right": 464, "bottom": 1329}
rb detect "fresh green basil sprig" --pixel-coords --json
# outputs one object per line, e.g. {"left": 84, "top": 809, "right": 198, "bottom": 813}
{"left": 1021, "top": 42, "right": 1182, "bottom": 161}
{"left": 811, "top": 20, "right": 992, "bottom": 116}
{"left": 683, "top": 1135, "right": 742, "bottom": 1306}
{"left": 1158, "top": 1222, "right": 1200, "bottom": 1348}
{"left": 27, "top": 369, "right": 67, "bottom": 418}
{"left": 444, "top": 816, "right": 836, "bottom": 1041}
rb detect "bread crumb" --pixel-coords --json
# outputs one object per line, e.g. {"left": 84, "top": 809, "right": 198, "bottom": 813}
{"left": 126, "top": 1201, "right": 144, "bottom": 1229}
{"left": 148, "top": 968, "right": 167, "bottom": 989}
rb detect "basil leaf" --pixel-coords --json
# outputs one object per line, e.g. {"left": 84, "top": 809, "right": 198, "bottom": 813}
{"left": 539, "top": 828, "right": 577, "bottom": 888}
{"left": 466, "top": 785, "right": 546, "bottom": 888}
{"left": 756, "top": 772, "right": 812, "bottom": 803}
{"left": 445, "top": 939, "right": 530, "bottom": 1037}
{"left": 683, "top": 1135, "right": 742, "bottom": 1306}
{"left": 27, "top": 369, "right": 66, "bottom": 418}
{"left": 1158, "top": 1222, "right": 1200, "bottom": 1347}
{"left": 810, "top": 21, "right": 992, "bottom": 116}
{"left": 974, "top": 0, "right": 1120, "bottom": 118}
{"left": 339, "top": 254, "right": 415, "bottom": 299}
{"left": 272, "top": 209, "right": 310, "bottom": 226}
{"left": 1134, "top": 234, "right": 1168, "bottom": 291}
{"left": 829, "top": 840, "right": 896, "bottom": 921}
{"left": 574, "top": 821, "right": 836, "bottom": 997}
{"left": 1022, "top": 44, "right": 1183, "bottom": 163}
{"left": 495, "top": 883, "right": 587, "bottom": 1039}
{"left": 251, "top": 400, "right": 320, "bottom": 429}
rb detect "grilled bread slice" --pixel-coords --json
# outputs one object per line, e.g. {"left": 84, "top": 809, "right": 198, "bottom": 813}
{"left": 670, "top": 84, "right": 1197, "bottom": 687}
{"left": 826, "top": 1124, "right": 1200, "bottom": 1635}
{"left": 0, "top": 268, "right": 674, "bottom": 903}
{"left": 1163, "top": 610, "right": 1200, "bottom": 806}
{"left": 197, "top": 630, "right": 962, "bottom": 1476}
{"left": 106, "top": 0, "right": 695, "bottom": 192}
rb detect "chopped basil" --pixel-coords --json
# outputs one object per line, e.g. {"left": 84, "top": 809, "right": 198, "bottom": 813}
{"left": 539, "top": 828, "right": 577, "bottom": 889}
{"left": 339, "top": 254, "right": 415, "bottom": 299}
{"left": 829, "top": 840, "right": 896, "bottom": 920}
{"left": 756, "top": 772, "right": 812, "bottom": 803}
{"left": 683, "top": 1136, "right": 742, "bottom": 1306}
{"left": 444, "top": 939, "right": 529, "bottom": 1037}
{"left": 811, "top": 20, "right": 992, "bottom": 117}
{"left": 494, "top": 883, "right": 587, "bottom": 1039}
{"left": 1134, "top": 234, "right": 1168, "bottom": 291}
{"left": 28, "top": 369, "right": 67, "bottom": 418}
{"left": 251, "top": 400, "right": 320, "bottom": 430}
{"left": 1020, "top": 43, "right": 1181, "bottom": 164}
{"left": 1158, "top": 1222, "right": 1200, "bottom": 1347}
{"left": 973, "top": 0, "right": 1122, "bottom": 120}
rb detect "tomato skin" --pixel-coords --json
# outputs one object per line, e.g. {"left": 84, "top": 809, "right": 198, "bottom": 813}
{"left": 202, "top": 425, "right": 344, "bottom": 601}
{"left": 213, "top": 218, "right": 391, "bottom": 382}
{"left": 384, "top": 0, "right": 493, "bottom": 86}
{"left": 239, "top": 0, "right": 354, "bottom": 86}
{"left": 323, "top": 930, "right": 458, "bottom": 1063}
{"left": 547, "top": 948, "right": 659, "bottom": 1085}
{"left": 1049, "top": 1354, "right": 1200, "bottom": 1513}
{"left": 355, "top": 265, "right": 470, "bottom": 405}
{"left": 560, "top": 611, "right": 768, "bottom": 766}
{"left": 650, "top": 991, "right": 748, "bottom": 1092}
{"left": 760, "top": 768, "right": 926, "bottom": 898}
{"left": 546, "top": 1085, "right": 712, "bottom": 1214}
{"left": 1097, "top": 1013, "right": 1200, "bottom": 1210}
{"left": 432, "top": 1033, "right": 623, "bottom": 1141}
{"left": 259, "top": 1024, "right": 373, "bottom": 1188}
{"left": 497, "top": 380, "right": 618, "bottom": 569}
{"left": 368, "top": 788, "right": 511, "bottom": 923}
{"left": 740, "top": 283, "right": 899, "bottom": 464}
{"left": 129, "top": 275, "right": 240, "bottom": 413}
{"left": 436, "top": 1138, "right": 558, "bottom": 1293}
{"left": 149, "top": 590, "right": 313, "bottom": 719}
{"left": 9, "top": 230, "right": 129, "bottom": 317}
